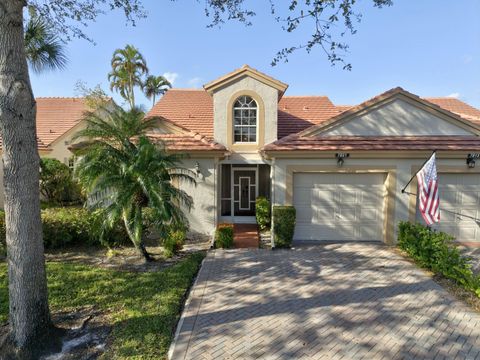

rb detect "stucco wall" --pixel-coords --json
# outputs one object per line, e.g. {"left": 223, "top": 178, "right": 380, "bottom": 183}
{"left": 179, "top": 158, "right": 217, "bottom": 238}
{"left": 322, "top": 99, "right": 473, "bottom": 136}
{"left": 272, "top": 156, "right": 473, "bottom": 244}
{"left": 212, "top": 76, "right": 278, "bottom": 146}
{"left": 44, "top": 122, "right": 86, "bottom": 165}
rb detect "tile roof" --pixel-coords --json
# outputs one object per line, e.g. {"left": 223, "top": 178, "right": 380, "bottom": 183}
{"left": 146, "top": 133, "right": 226, "bottom": 152}
{"left": 147, "top": 90, "right": 344, "bottom": 138}
{"left": 263, "top": 136, "right": 480, "bottom": 152}
{"left": 147, "top": 90, "right": 214, "bottom": 137}
{"left": 147, "top": 87, "right": 480, "bottom": 146}
{"left": 278, "top": 96, "right": 342, "bottom": 138}
{"left": 425, "top": 97, "right": 480, "bottom": 123}
{"left": 36, "top": 97, "right": 91, "bottom": 146}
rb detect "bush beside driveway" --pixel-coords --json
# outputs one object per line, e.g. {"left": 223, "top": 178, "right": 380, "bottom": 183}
{"left": 171, "top": 244, "right": 480, "bottom": 360}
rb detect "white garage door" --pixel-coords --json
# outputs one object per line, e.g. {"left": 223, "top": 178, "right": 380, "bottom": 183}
{"left": 416, "top": 173, "right": 480, "bottom": 243}
{"left": 293, "top": 173, "right": 386, "bottom": 241}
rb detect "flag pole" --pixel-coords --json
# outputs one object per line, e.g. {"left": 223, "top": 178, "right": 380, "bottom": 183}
{"left": 401, "top": 150, "right": 436, "bottom": 194}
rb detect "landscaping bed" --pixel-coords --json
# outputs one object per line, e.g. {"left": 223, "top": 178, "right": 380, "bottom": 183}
{"left": 0, "top": 252, "right": 205, "bottom": 359}
{"left": 397, "top": 221, "right": 480, "bottom": 313}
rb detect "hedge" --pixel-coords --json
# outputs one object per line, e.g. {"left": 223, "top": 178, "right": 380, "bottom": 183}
{"left": 398, "top": 221, "right": 480, "bottom": 296}
{"left": 273, "top": 206, "right": 296, "bottom": 248}
{"left": 255, "top": 197, "right": 271, "bottom": 231}
{"left": 215, "top": 223, "right": 234, "bottom": 249}
{"left": 0, "top": 207, "right": 130, "bottom": 250}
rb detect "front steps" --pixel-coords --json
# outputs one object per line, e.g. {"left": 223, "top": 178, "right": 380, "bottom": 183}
{"left": 233, "top": 224, "right": 260, "bottom": 248}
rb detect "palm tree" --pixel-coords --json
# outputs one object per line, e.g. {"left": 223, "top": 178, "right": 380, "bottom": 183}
{"left": 24, "top": 16, "right": 67, "bottom": 73}
{"left": 108, "top": 45, "right": 148, "bottom": 109}
{"left": 73, "top": 107, "right": 195, "bottom": 262}
{"left": 143, "top": 75, "right": 172, "bottom": 106}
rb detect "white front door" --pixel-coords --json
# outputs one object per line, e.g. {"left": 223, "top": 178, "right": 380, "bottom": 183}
{"left": 293, "top": 172, "right": 386, "bottom": 241}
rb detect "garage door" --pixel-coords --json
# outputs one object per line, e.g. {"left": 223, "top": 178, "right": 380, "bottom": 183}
{"left": 293, "top": 173, "right": 386, "bottom": 241}
{"left": 416, "top": 173, "right": 480, "bottom": 243}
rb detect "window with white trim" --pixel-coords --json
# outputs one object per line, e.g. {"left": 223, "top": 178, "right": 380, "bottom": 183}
{"left": 233, "top": 95, "right": 257, "bottom": 143}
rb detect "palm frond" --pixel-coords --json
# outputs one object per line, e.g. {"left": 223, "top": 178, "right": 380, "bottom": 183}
{"left": 24, "top": 16, "right": 67, "bottom": 73}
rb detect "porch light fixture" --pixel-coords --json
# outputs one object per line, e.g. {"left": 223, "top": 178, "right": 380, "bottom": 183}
{"left": 336, "top": 153, "right": 349, "bottom": 167}
{"left": 194, "top": 161, "right": 202, "bottom": 176}
{"left": 467, "top": 153, "right": 479, "bottom": 169}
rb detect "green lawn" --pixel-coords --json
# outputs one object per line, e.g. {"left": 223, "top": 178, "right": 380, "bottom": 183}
{"left": 0, "top": 252, "right": 205, "bottom": 359}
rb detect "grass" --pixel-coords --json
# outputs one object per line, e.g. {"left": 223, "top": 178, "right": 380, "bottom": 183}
{"left": 0, "top": 252, "right": 205, "bottom": 359}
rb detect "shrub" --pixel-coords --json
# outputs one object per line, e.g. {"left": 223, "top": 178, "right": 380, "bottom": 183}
{"left": 215, "top": 223, "right": 234, "bottom": 249}
{"left": 398, "top": 221, "right": 480, "bottom": 296}
{"left": 273, "top": 206, "right": 296, "bottom": 248}
{"left": 0, "top": 208, "right": 132, "bottom": 250}
{"left": 163, "top": 229, "right": 186, "bottom": 258}
{"left": 40, "top": 158, "right": 84, "bottom": 205}
{"left": 255, "top": 197, "right": 271, "bottom": 231}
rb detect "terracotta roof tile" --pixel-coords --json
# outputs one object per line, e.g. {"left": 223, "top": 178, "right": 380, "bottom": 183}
{"left": 425, "top": 97, "right": 480, "bottom": 123}
{"left": 278, "top": 96, "right": 342, "bottom": 138}
{"left": 263, "top": 136, "right": 480, "bottom": 152}
{"left": 147, "top": 90, "right": 343, "bottom": 139}
{"left": 36, "top": 97, "right": 91, "bottom": 146}
{"left": 146, "top": 90, "right": 214, "bottom": 137}
{"left": 146, "top": 133, "right": 226, "bottom": 152}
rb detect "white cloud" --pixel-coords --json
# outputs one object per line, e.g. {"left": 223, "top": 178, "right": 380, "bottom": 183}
{"left": 187, "top": 77, "right": 203, "bottom": 88}
{"left": 446, "top": 92, "right": 461, "bottom": 99}
{"left": 163, "top": 72, "right": 179, "bottom": 85}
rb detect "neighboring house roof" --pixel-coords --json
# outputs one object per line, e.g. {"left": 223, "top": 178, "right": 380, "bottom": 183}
{"left": 203, "top": 64, "right": 289, "bottom": 96}
{"left": 36, "top": 97, "right": 91, "bottom": 147}
{"left": 425, "top": 97, "right": 480, "bottom": 124}
{"left": 0, "top": 97, "right": 92, "bottom": 152}
{"left": 148, "top": 87, "right": 480, "bottom": 142}
{"left": 263, "top": 136, "right": 480, "bottom": 152}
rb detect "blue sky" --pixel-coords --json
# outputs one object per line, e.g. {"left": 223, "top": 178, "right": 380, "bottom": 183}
{"left": 31, "top": 0, "right": 480, "bottom": 109}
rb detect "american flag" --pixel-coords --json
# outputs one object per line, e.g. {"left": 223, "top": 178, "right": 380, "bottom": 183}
{"left": 417, "top": 152, "right": 440, "bottom": 225}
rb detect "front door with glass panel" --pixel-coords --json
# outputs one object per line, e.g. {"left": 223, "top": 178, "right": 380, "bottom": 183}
{"left": 233, "top": 170, "right": 256, "bottom": 216}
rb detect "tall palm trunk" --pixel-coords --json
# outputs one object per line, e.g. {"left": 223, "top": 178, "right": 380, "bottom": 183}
{"left": 122, "top": 207, "right": 152, "bottom": 262}
{"left": 0, "top": 0, "right": 53, "bottom": 354}
{"left": 129, "top": 73, "right": 135, "bottom": 109}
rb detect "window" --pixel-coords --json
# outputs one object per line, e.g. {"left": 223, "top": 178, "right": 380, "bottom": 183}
{"left": 68, "top": 156, "right": 76, "bottom": 170}
{"left": 233, "top": 95, "right": 257, "bottom": 143}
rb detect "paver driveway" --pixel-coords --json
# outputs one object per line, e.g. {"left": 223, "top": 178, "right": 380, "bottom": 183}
{"left": 170, "top": 243, "right": 480, "bottom": 359}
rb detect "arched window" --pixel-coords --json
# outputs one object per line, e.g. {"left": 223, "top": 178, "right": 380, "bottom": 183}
{"left": 233, "top": 95, "right": 257, "bottom": 143}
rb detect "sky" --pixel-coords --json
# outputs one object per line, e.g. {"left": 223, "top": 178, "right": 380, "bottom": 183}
{"left": 31, "top": 0, "right": 480, "bottom": 109}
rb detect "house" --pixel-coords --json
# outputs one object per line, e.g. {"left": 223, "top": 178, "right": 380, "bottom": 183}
{"left": 146, "top": 65, "right": 480, "bottom": 246}
{"left": 0, "top": 97, "right": 99, "bottom": 206}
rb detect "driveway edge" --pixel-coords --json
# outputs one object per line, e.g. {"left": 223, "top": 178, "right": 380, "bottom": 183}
{"left": 168, "top": 251, "right": 214, "bottom": 360}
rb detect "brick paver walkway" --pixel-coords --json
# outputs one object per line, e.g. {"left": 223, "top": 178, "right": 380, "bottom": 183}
{"left": 170, "top": 243, "right": 480, "bottom": 359}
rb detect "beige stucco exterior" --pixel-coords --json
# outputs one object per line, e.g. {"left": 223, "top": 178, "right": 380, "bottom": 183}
{"left": 43, "top": 121, "right": 87, "bottom": 165}
{"left": 177, "top": 158, "right": 218, "bottom": 238}
{"left": 268, "top": 154, "right": 477, "bottom": 244}
{"left": 320, "top": 98, "right": 475, "bottom": 136}
{"left": 212, "top": 76, "right": 279, "bottom": 151}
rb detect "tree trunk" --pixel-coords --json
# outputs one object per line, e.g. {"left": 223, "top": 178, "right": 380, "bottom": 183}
{"left": 123, "top": 207, "right": 152, "bottom": 262}
{"left": 0, "top": 0, "right": 53, "bottom": 355}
